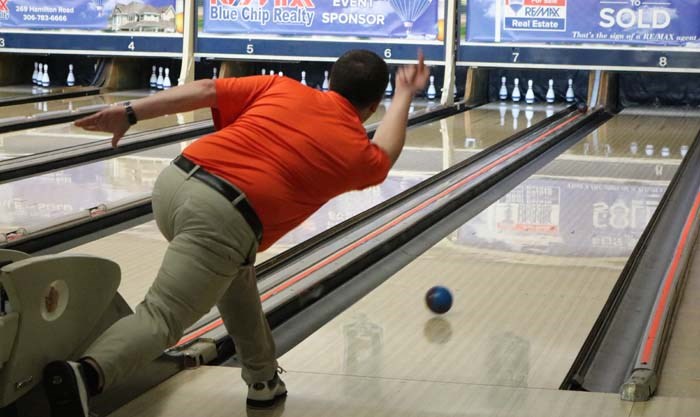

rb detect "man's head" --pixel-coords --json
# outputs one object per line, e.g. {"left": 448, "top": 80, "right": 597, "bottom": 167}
{"left": 330, "top": 50, "right": 388, "bottom": 121}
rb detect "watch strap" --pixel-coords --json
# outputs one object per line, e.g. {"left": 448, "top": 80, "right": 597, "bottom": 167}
{"left": 123, "top": 102, "right": 138, "bottom": 125}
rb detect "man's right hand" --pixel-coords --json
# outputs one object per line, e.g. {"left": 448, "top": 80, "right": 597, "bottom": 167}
{"left": 75, "top": 105, "right": 131, "bottom": 148}
{"left": 394, "top": 50, "right": 430, "bottom": 96}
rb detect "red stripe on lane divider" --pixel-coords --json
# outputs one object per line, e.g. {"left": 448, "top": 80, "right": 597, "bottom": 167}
{"left": 640, "top": 190, "right": 700, "bottom": 365}
{"left": 177, "top": 112, "right": 584, "bottom": 347}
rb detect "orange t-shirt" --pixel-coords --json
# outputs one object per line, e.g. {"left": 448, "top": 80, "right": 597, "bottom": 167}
{"left": 183, "top": 76, "right": 391, "bottom": 251}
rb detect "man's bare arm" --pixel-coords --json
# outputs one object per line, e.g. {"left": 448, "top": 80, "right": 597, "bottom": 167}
{"left": 372, "top": 52, "right": 430, "bottom": 166}
{"left": 75, "top": 79, "right": 217, "bottom": 147}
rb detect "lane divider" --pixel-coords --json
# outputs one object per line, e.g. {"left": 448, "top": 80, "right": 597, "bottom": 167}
{"left": 640, "top": 189, "right": 700, "bottom": 364}
{"left": 176, "top": 112, "right": 585, "bottom": 347}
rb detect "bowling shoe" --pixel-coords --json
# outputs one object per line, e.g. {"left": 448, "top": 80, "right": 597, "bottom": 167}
{"left": 44, "top": 361, "right": 90, "bottom": 417}
{"left": 247, "top": 367, "right": 288, "bottom": 408}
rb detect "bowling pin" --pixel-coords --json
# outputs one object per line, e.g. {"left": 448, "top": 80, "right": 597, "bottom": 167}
{"left": 512, "top": 78, "right": 521, "bottom": 102}
{"left": 32, "top": 62, "right": 39, "bottom": 85}
{"left": 499, "top": 102, "right": 507, "bottom": 127}
{"left": 427, "top": 75, "right": 437, "bottom": 100}
{"left": 300, "top": 71, "right": 307, "bottom": 86}
{"left": 661, "top": 146, "right": 670, "bottom": 158}
{"left": 645, "top": 144, "right": 654, "bottom": 156}
{"left": 525, "top": 106, "right": 534, "bottom": 128}
{"left": 149, "top": 66, "right": 157, "bottom": 89}
{"left": 681, "top": 145, "right": 689, "bottom": 157}
{"left": 499, "top": 76, "right": 508, "bottom": 101}
{"left": 35, "top": 64, "right": 42, "bottom": 86}
{"left": 66, "top": 64, "right": 75, "bottom": 87}
{"left": 163, "top": 68, "right": 172, "bottom": 89}
{"left": 546, "top": 79, "right": 555, "bottom": 103}
{"left": 385, "top": 73, "right": 393, "bottom": 97}
{"left": 630, "top": 142, "right": 638, "bottom": 155}
{"left": 42, "top": 64, "right": 50, "bottom": 87}
{"left": 261, "top": 69, "right": 266, "bottom": 76}
{"left": 212, "top": 67, "right": 218, "bottom": 80}
{"left": 322, "top": 70, "right": 330, "bottom": 91}
{"left": 278, "top": 71, "right": 284, "bottom": 77}
{"left": 269, "top": 70, "right": 275, "bottom": 76}
{"left": 511, "top": 104, "right": 520, "bottom": 130}
{"left": 156, "top": 67, "right": 164, "bottom": 90}
{"left": 566, "top": 78, "right": 575, "bottom": 103}
{"left": 525, "top": 80, "right": 535, "bottom": 104}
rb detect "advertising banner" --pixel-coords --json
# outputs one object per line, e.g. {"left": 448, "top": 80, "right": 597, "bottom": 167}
{"left": 0, "top": 0, "right": 179, "bottom": 32}
{"left": 466, "top": 0, "right": 700, "bottom": 47}
{"left": 203, "top": 0, "right": 439, "bottom": 39}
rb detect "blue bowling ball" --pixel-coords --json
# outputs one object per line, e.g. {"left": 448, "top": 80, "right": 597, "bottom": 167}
{"left": 425, "top": 285, "right": 452, "bottom": 314}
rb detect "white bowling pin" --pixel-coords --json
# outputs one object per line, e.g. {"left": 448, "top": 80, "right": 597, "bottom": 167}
{"left": 630, "top": 142, "right": 638, "bottom": 155}
{"left": 661, "top": 147, "right": 670, "bottom": 158}
{"left": 149, "top": 66, "right": 157, "bottom": 89}
{"left": 261, "top": 69, "right": 266, "bottom": 76}
{"left": 499, "top": 76, "right": 508, "bottom": 101}
{"left": 525, "top": 80, "right": 535, "bottom": 104}
{"left": 212, "top": 67, "right": 218, "bottom": 80}
{"left": 512, "top": 78, "right": 521, "bottom": 102}
{"left": 66, "top": 64, "right": 75, "bottom": 87}
{"left": 156, "top": 67, "right": 164, "bottom": 90}
{"left": 36, "top": 64, "right": 43, "bottom": 86}
{"left": 278, "top": 71, "right": 284, "bottom": 77}
{"left": 546, "top": 79, "right": 555, "bottom": 103}
{"left": 645, "top": 144, "right": 654, "bottom": 156}
{"left": 32, "top": 62, "right": 39, "bottom": 85}
{"left": 269, "top": 70, "right": 275, "bottom": 76}
{"left": 301, "top": 71, "right": 307, "bottom": 86}
{"left": 163, "top": 68, "right": 172, "bottom": 89}
{"left": 566, "top": 78, "right": 575, "bottom": 103}
{"left": 42, "top": 64, "right": 50, "bottom": 87}
{"left": 322, "top": 70, "right": 330, "bottom": 91}
{"left": 385, "top": 73, "right": 393, "bottom": 97}
{"left": 681, "top": 145, "right": 689, "bottom": 157}
{"left": 512, "top": 104, "right": 520, "bottom": 130}
{"left": 427, "top": 75, "right": 437, "bottom": 100}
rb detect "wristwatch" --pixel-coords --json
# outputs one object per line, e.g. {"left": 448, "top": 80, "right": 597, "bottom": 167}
{"left": 123, "top": 102, "right": 138, "bottom": 125}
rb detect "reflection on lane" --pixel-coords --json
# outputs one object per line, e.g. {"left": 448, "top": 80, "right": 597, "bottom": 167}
{"left": 0, "top": 90, "right": 151, "bottom": 121}
{"left": 60, "top": 105, "right": 545, "bottom": 307}
{"left": 0, "top": 108, "right": 212, "bottom": 159}
{"left": 0, "top": 85, "right": 96, "bottom": 102}
{"left": 278, "top": 107, "right": 700, "bottom": 391}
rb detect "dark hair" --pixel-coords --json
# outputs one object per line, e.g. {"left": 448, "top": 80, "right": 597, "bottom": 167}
{"left": 330, "top": 50, "right": 388, "bottom": 109}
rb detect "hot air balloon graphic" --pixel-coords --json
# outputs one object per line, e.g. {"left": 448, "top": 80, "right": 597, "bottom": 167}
{"left": 389, "top": 0, "right": 434, "bottom": 36}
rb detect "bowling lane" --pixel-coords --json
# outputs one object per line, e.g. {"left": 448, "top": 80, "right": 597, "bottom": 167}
{"left": 0, "top": 90, "right": 151, "bottom": 122}
{"left": 58, "top": 104, "right": 550, "bottom": 308}
{"left": 0, "top": 108, "right": 212, "bottom": 160}
{"left": 277, "top": 108, "right": 700, "bottom": 391}
{"left": 364, "top": 98, "right": 436, "bottom": 126}
{"left": 0, "top": 85, "right": 98, "bottom": 105}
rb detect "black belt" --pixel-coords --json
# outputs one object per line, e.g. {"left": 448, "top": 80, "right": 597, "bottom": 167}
{"left": 173, "top": 155, "right": 262, "bottom": 243}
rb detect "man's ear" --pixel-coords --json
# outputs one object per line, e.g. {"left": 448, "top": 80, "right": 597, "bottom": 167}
{"left": 369, "top": 99, "right": 380, "bottom": 114}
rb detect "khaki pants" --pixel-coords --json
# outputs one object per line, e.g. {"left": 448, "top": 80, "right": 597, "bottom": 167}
{"left": 84, "top": 163, "right": 278, "bottom": 389}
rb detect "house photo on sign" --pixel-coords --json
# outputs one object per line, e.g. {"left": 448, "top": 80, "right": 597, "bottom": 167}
{"left": 203, "top": 0, "right": 440, "bottom": 39}
{"left": 0, "top": 0, "right": 182, "bottom": 32}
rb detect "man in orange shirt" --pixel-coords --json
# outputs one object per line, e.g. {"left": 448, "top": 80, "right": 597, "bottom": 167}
{"left": 44, "top": 50, "right": 429, "bottom": 416}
